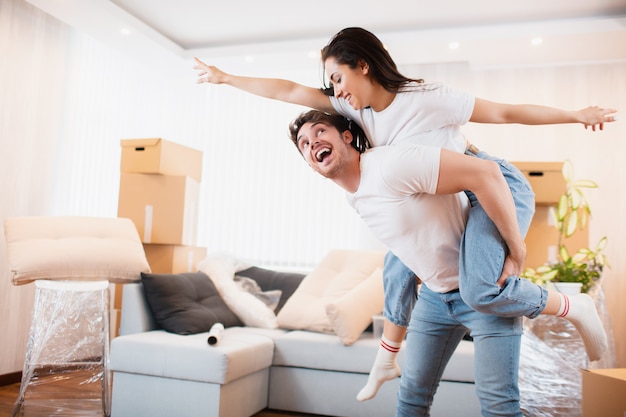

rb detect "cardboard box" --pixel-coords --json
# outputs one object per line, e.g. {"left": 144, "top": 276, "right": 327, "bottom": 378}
{"left": 143, "top": 244, "right": 207, "bottom": 274}
{"left": 512, "top": 161, "right": 565, "bottom": 205}
{"left": 582, "top": 368, "right": 626, "bottom": 417}
{"left": 118, "top": 173, "right": 200, "bottom": 245}
{"left": 121, "top": 138, "right": 203, "bottom": 182}
{"left": 510, "top": 161, "right": 589, "bottom": 268}
{"left": 524, "top": 205, "right": 588, "bottom": 268}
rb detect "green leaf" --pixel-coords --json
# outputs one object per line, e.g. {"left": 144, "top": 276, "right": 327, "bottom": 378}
{"left": 557, "top": 195, "right": 568, "bottom": 222}
{"left": 559, "top": 245, "right": 571, "bottom": 262}
{"left": 541, "top": 269, "right": 559, "bottom": 281}
{"left": 573, "top": 179, "right": 598, "bottom": 189}
{"left": 570, "top": 189, "right": 582, "bottom": 210}
{"left": 562, "top": 160, "right": 573, "bottom": 183}
{"left": 572, "top": 252, "right": 588, "bottom": 263}
{"left": 579, "top": 208, "right": 589, "bottom": 229}
{"left": 565, "top": 211, "right": 578, "bottom": 237}
{"left": 536, "top": 265, "right": 553, "bottom": 274}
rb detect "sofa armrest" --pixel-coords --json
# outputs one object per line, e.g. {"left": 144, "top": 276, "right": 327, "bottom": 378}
{"left": 119, "top": 282, "right": 158, "bottom": 335}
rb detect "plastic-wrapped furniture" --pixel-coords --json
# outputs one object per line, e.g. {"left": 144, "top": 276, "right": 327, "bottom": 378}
{"left": 4, "top": 216, "right": 150, "bottom": 417}
{"left": 519, "top": 283, "right": 615, "bottom": 417}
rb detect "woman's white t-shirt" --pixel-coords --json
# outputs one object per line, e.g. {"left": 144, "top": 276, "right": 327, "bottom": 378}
{"left": 330, "top": 83, "right": 475, "bottom": 151}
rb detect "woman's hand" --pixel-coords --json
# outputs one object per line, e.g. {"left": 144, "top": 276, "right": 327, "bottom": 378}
{"left": 578, "top": 106, "right": 618, "bottom": 131}
{"left": 194, "top": 57, "right": 229, "bottom": 85}
{"left": 497, "top": 255, "right": 524, "bottom": 287}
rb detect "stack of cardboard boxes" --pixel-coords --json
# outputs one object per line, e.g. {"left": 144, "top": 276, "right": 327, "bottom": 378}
{"left": 114, "top": 138, "right": 207, "bottom": 334}
{"left": 512, "top": 161, "right": 588, "bottom": 269}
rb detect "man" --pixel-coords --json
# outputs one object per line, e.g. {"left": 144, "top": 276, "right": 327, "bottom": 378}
{"left": 288, "top": 109, "right": 607, "bottom": 417}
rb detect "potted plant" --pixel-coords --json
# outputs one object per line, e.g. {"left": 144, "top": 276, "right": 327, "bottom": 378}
{"left": 522, "top": 160, "right": 608, "bottom": 294}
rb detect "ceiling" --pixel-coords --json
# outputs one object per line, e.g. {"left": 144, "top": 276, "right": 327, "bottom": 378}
{"left": 25, "top": 0, "right": 626, "bottom": 73}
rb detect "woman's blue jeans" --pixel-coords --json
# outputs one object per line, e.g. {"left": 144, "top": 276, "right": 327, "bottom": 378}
{"left": 396, "top": 285, "right": 523, "bottom": 417}
{"left": 382, "top": 148, "right": 549, "bottom": 326}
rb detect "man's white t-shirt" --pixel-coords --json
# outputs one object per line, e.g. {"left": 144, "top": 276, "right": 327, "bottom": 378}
{"left": 346, "top": 144, "right": 469, "bottom": 293}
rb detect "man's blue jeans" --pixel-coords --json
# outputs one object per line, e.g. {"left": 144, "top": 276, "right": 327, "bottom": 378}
{"left": 396, "top": 285, "right": 524, "bottom": 417}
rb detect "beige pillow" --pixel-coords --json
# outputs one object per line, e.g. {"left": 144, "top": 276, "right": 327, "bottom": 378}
{"left": 4, "top": 216, "right": 151, "bottom": 285}
{"left": 276, "top": 249, "right": 385, "bottom": 334}
{"left": 326, "top": 267, "right": 384, "bottom": 345}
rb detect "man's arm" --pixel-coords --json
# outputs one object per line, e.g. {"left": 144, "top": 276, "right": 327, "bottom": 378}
{"left": 435, "top": 149, "right": 525, "bottom": 279}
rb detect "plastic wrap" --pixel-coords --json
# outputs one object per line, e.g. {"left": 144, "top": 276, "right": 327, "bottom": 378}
{"left": 12, "top": 280, "right": 111, "bottom": 417}
{"left": 519, "top": 283, "right": 615, "bottom": 417}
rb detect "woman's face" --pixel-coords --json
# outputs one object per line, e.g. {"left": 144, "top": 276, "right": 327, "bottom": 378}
{"left": 324, "top": 57, "right": 371, "bottom": 110}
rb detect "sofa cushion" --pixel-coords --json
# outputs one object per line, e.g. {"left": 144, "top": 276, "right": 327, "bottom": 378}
{"left": 272, "top": 330, "right": 475, "bottom": 382}
{"left": 110, "top": 327, "right": 285, "bottom": 384}
{"left": 4, "top": 216, "right": 150, "bottom": 285}
{"left": 141, "top": 271, "right": 243, "bottom": 335}
{"left": 273, "top": 330, "right": 389, "bottom": 374}
{"left": 326, "top": 267, "right": 384, "bottom": 345}
{"left": 276, "top": 250, "right": 385, "bottom": 335}
{"left": 236, "top": 266, "right": 306, "bottom": 313}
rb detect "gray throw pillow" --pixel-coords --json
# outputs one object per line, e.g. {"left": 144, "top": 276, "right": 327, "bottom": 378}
{"left": 141, "top": 271, "right": 243, "bottom": 335}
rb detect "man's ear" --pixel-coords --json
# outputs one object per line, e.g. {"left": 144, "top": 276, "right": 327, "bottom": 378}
{"left": 342, "top": 130, "right": 353, "bottom": 145}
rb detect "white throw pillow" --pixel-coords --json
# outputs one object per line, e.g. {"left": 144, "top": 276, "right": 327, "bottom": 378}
{"left": 276, "top": 249, "right": 385, "bottom": 334}
{"left": 198, "top": 253, "right": 278, "bottom": 329}
{"left": 326, "top": 267, "right": 384, "bottom": 346}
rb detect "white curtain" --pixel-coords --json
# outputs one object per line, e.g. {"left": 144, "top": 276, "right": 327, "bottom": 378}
{"left": 1, "top": 0, "right": 379, "bottom": 273}
{"left": 0, "top": 0, "right": 70, "bottom": 375}
{"left": 0, "top": 0, "right": 68, "bottom": 217}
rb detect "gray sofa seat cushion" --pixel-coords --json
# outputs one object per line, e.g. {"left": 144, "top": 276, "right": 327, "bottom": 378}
{"left": 272, "top": 330, "right": 475, "bottom": 383}
{"left": 110, "top": 327, "right": 286, "bottom": 384}
{"left": 273, "top": 330, "right": 390, "bottom": 374}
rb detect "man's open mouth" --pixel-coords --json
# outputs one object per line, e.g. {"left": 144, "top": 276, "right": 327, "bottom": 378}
{"left": 316, "top": 148, "right": 331, "bottom": 162}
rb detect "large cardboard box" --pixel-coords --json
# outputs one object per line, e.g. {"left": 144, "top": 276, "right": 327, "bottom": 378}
{"left": 118, "top": 173, "right": 200, "bottom": 245}
{"left": 121, "top": 138, "right": 203, "bottom": 182}
{"left": 512, "top": 161, "right": 565, "bottom": 205}
{"left": 511, "top": 161, "right": 589, "bottom": 268}
{"left": 582, "top": 368, "right": 626, "bottom": 417}
{"left": 143, "top": 244, "right": 207, "bottom": 274}
{"left": 524, "top": 205, "right": 589, "bottom": 269}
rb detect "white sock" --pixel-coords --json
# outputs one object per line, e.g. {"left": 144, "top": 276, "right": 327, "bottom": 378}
{"left": 356, "top": 336, "right": 401, "bottom": 401}
{"left": 557, "top": 293, "right": 608, "bottom": 362}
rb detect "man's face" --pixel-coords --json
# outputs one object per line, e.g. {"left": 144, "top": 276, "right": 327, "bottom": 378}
{"left": 296, "top": 121, "right": 353, "bottom": 179}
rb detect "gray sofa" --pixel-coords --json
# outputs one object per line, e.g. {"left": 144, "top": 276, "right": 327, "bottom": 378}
{"left": 110, "top": 280, "right": 480, "bottom": 417}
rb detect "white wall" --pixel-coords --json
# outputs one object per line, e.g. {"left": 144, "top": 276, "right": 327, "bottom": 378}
{"left": 1, "top": 0, "right": 625, "bottom": 376}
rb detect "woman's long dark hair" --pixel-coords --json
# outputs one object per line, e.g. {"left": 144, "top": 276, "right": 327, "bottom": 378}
{"left": 320, "top": 27, "right": 424, "bottom": 96}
